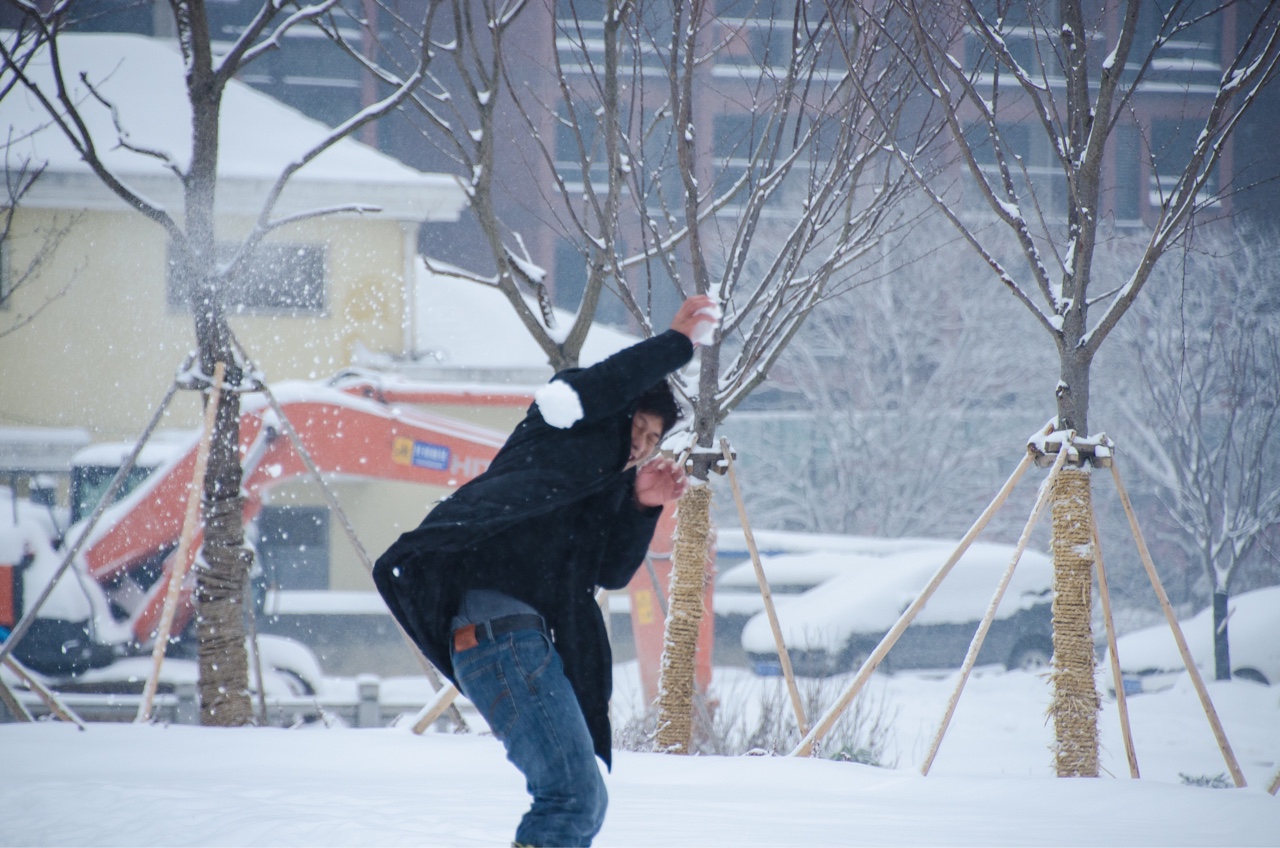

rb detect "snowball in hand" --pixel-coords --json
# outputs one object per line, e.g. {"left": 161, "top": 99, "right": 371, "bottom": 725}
{"left": 690, "top": 303, "right": 722, "bottom": 345}
{"left": 535, "top": 379, "right": 584, "bottom": 429}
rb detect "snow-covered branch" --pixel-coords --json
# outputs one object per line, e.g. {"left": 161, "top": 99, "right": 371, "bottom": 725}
{"left": 0, "top": 26, "right": 185, "bottom": 248}
{"left": 225, "top": 1, "right": 342, "bottom": 76}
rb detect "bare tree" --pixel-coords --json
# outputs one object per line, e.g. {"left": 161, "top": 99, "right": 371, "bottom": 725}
{"left": 0, "top": 0, "right": 444, "bottom": 726}
{"left": 1108, "top": 224, "right": 1280, "bottom": 680}
{"left": 386, "top": 0, "right": 922, "bottom": 751}
{"left": 858, "top": 0, "right": 1280, "bottom": 776}
{"left": 728, "top": 222, "right": 1055, "bottom": 541}
{"left": 0, "top": 156, "right": 79, "bottom": 339}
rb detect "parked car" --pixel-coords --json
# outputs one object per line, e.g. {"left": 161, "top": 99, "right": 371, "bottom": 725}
{"left": 732, "top": 540, "right": 1055, "bottom": 677}
{"left": 1101, "top": 585, "right": 1280, "bottom": 694}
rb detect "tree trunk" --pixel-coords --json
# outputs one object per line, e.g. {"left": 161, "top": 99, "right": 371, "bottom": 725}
{"left": 1212, "top": 591, "right": 1231, "bottom": 682}
{"left": 192, "top": 301, "right": 255, "bottom": 727}
{"left": 655, "top": 338, "right": 720, "bottom": 752}
{"left": 654, "top": 484, "right": 713, "bottom": 754}
{"left": 1049, "top": 466, "right": 1100, "bottom": 777}
{"left": 1055, "top": 337, "right": 1093, "bottom": 436}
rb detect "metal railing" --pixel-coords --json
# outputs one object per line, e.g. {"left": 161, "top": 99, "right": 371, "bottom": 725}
{"left": 0, "top": 675, "right": 467, "bottom": 729}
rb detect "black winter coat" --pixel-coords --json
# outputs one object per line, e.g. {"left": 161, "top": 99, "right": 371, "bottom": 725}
{"left": 373, "top": 330, "right": 694, "bottom": 767}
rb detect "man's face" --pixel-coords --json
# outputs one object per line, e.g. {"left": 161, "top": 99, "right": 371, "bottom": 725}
{"left": 626, "top": 411, "right": 664, "bottom": 470}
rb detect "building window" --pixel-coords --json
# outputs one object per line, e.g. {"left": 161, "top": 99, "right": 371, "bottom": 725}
{"left": 964, "top": 1, "right": 1063, "bottom": 78}
{"left": 167, "top": 241, "right": 326, "bottom": 314}
{"left": 558, "top": 0, "right": 606, "bottom": 21}
{"left": 554, "top": 101, "right": 610, "bottom": 194}
{"left": 1149, "top": 118, "right": 1217, "bottom": 208}
{"left": 715, "top": 15, "right": 794, "bottom": 71}
{"left": 258, "top": 505, "right": 330, "bottom": 591}
{"left": 554, "top": 240, "right": 589, "bottom": 311}
{"left": 711, "top": 113, "right": 758, "bottom": 201}
{"left": 0, "top": 240, "right": 9, "bottom": 310}
{"left": 1113, "top": 124, "right": 1142, "bottom": 222}
{"left": 965, "top": 121, "right": 1068, "bottom": 214}
{"left": 1132, "top": 1, "right": 1222, "bottom": 77}
{"left": 553, "top": 238, "right": 630, "bottom": 326}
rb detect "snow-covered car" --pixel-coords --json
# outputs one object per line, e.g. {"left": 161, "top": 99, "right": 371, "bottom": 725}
{"left": 733, "top": 540, "right": 1055, "bottom": 677}
{"left": 1102, "top": 585, "right": 1280, "bottom": 693}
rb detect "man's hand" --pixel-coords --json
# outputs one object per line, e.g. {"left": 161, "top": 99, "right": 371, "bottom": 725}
{"left": 634, "top": 457, "right": 688, "bottom": 508}
{"left": 671, "top": 294, "right": 721, "bottom": 346}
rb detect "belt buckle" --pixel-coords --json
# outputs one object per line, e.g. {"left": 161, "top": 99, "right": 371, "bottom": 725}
{"left": 453, "top": 623, "right": 479, "bottom": 652}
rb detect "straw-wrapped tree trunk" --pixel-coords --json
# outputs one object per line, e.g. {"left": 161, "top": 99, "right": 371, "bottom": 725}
{"left": 861, "top": 0, "right": 1280, "bottom": 774}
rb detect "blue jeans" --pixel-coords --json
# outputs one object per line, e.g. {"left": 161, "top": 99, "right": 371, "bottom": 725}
{"left": 451, "top": 628, "right": 608, "bottom": 847}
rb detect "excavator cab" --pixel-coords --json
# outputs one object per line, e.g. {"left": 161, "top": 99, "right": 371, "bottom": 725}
{"left": 68, "top": 435, "right": 190, "bottom": 523}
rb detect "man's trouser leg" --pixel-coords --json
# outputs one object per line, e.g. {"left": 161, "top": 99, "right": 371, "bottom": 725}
{"left": 451, "top": 627, "right": 607, "bottom": 847}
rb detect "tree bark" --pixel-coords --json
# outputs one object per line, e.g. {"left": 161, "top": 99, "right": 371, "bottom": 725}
{"left": 1049, "top": 466, "right": 1100, "bottom": 777}
{"left": 654, "top": 485, "right": 712, "bottom": 754}
{"left": 191, "top": 298, "right": 255, "bottom": 726}
{"left": 1212, "top": 591, "right": 1231, "bottom": 682}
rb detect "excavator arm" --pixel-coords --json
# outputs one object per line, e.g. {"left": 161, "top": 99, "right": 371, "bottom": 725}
{"left": 72, "top": 378, "right": 531, "bottom": 647}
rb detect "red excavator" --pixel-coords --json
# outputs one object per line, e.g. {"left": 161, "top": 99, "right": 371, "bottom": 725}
{"left": 1, "top": 371, "right": 532, "bottom": 679}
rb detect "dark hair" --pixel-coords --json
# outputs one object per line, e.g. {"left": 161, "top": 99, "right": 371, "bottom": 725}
{"left": 636, "top": 380, "right": 682, "bottom": 434}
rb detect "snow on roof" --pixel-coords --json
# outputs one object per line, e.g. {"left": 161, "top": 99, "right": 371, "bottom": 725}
{"left": 1, "top": 32, "right": 467, "bottom": 222}
{"left": 412, "top": 258, "right": 642, "bottom": 373}
{"left": 0, "top": 426, "right": 90, "bottom": 473}
{"left": 69, "top": 429, "right": 197, "bottom": 469}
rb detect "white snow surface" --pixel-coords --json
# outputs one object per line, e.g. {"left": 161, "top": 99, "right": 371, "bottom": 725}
{"left": 2, "top": 663, "right": 1278, "bottom": 845}
{"left": 718, "top": 529, "right": 944, "bottom": 560}
{"left": 1, "top": 32, "right": 464, "bottom": 220}
{"left": 68, "top": 430, "right": 195, "bottom": 470}
{"left": 2, "top": 512, "right": 90, "bottom": 623}
{"left": 0, "top": 490, "right": 125, "bottom": 631}
{"left": 534, "top": 379, "right": 585, "bottom": 428}
{"left": 416, "top": 260, "right": 640, "bottom": 371}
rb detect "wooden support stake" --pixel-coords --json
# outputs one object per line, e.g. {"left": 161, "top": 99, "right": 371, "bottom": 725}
{"left": 791, "top": 450, "right": 1035, "bottom": 757}
{"left": 0, "top": 669, "right": 32, "bottom": 721}
{"left": 1110, "top": 461, "right": 1246, "bottom": 788}
{"left": 2, "top": 656, "right": 85, "bottom": 729}
{"left": 1091, "top": 501, "right": 1139, "bottom": 779}
{"left": 921, "top": 447, "right": 1067, "bottom": 775}
{"left": 720, "top": 438, "right": 808, "bottom": 739}
{"left": 137, "top": 362, "right": 226, "bottom": 723}
{"left": 644, "top": 555, "right": 670, "bottom": 619}
{"left": 411, "top": 681, "right": 461, "bottom": 734}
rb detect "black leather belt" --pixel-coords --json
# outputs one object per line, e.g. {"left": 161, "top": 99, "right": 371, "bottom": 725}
{"left": 452, "top": 613, "right": 548, "bottom": 652}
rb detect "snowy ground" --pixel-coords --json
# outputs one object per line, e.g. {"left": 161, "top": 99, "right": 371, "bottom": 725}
{"left": 3, "top": 663, "right": 1278, "bottom": 846}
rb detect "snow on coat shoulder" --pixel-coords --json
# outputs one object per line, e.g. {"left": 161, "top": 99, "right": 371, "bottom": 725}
{"left": 535, "top": 379, "right": 584, "bottom": 429}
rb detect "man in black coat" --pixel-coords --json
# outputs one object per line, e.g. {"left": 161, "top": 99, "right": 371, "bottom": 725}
{"left": 373, "top": 295, "right": 718, "bottom": 847}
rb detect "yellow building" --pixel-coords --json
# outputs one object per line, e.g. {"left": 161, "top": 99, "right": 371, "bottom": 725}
{"left": 0, "top": 32, "right": 467, "bottom": 441}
